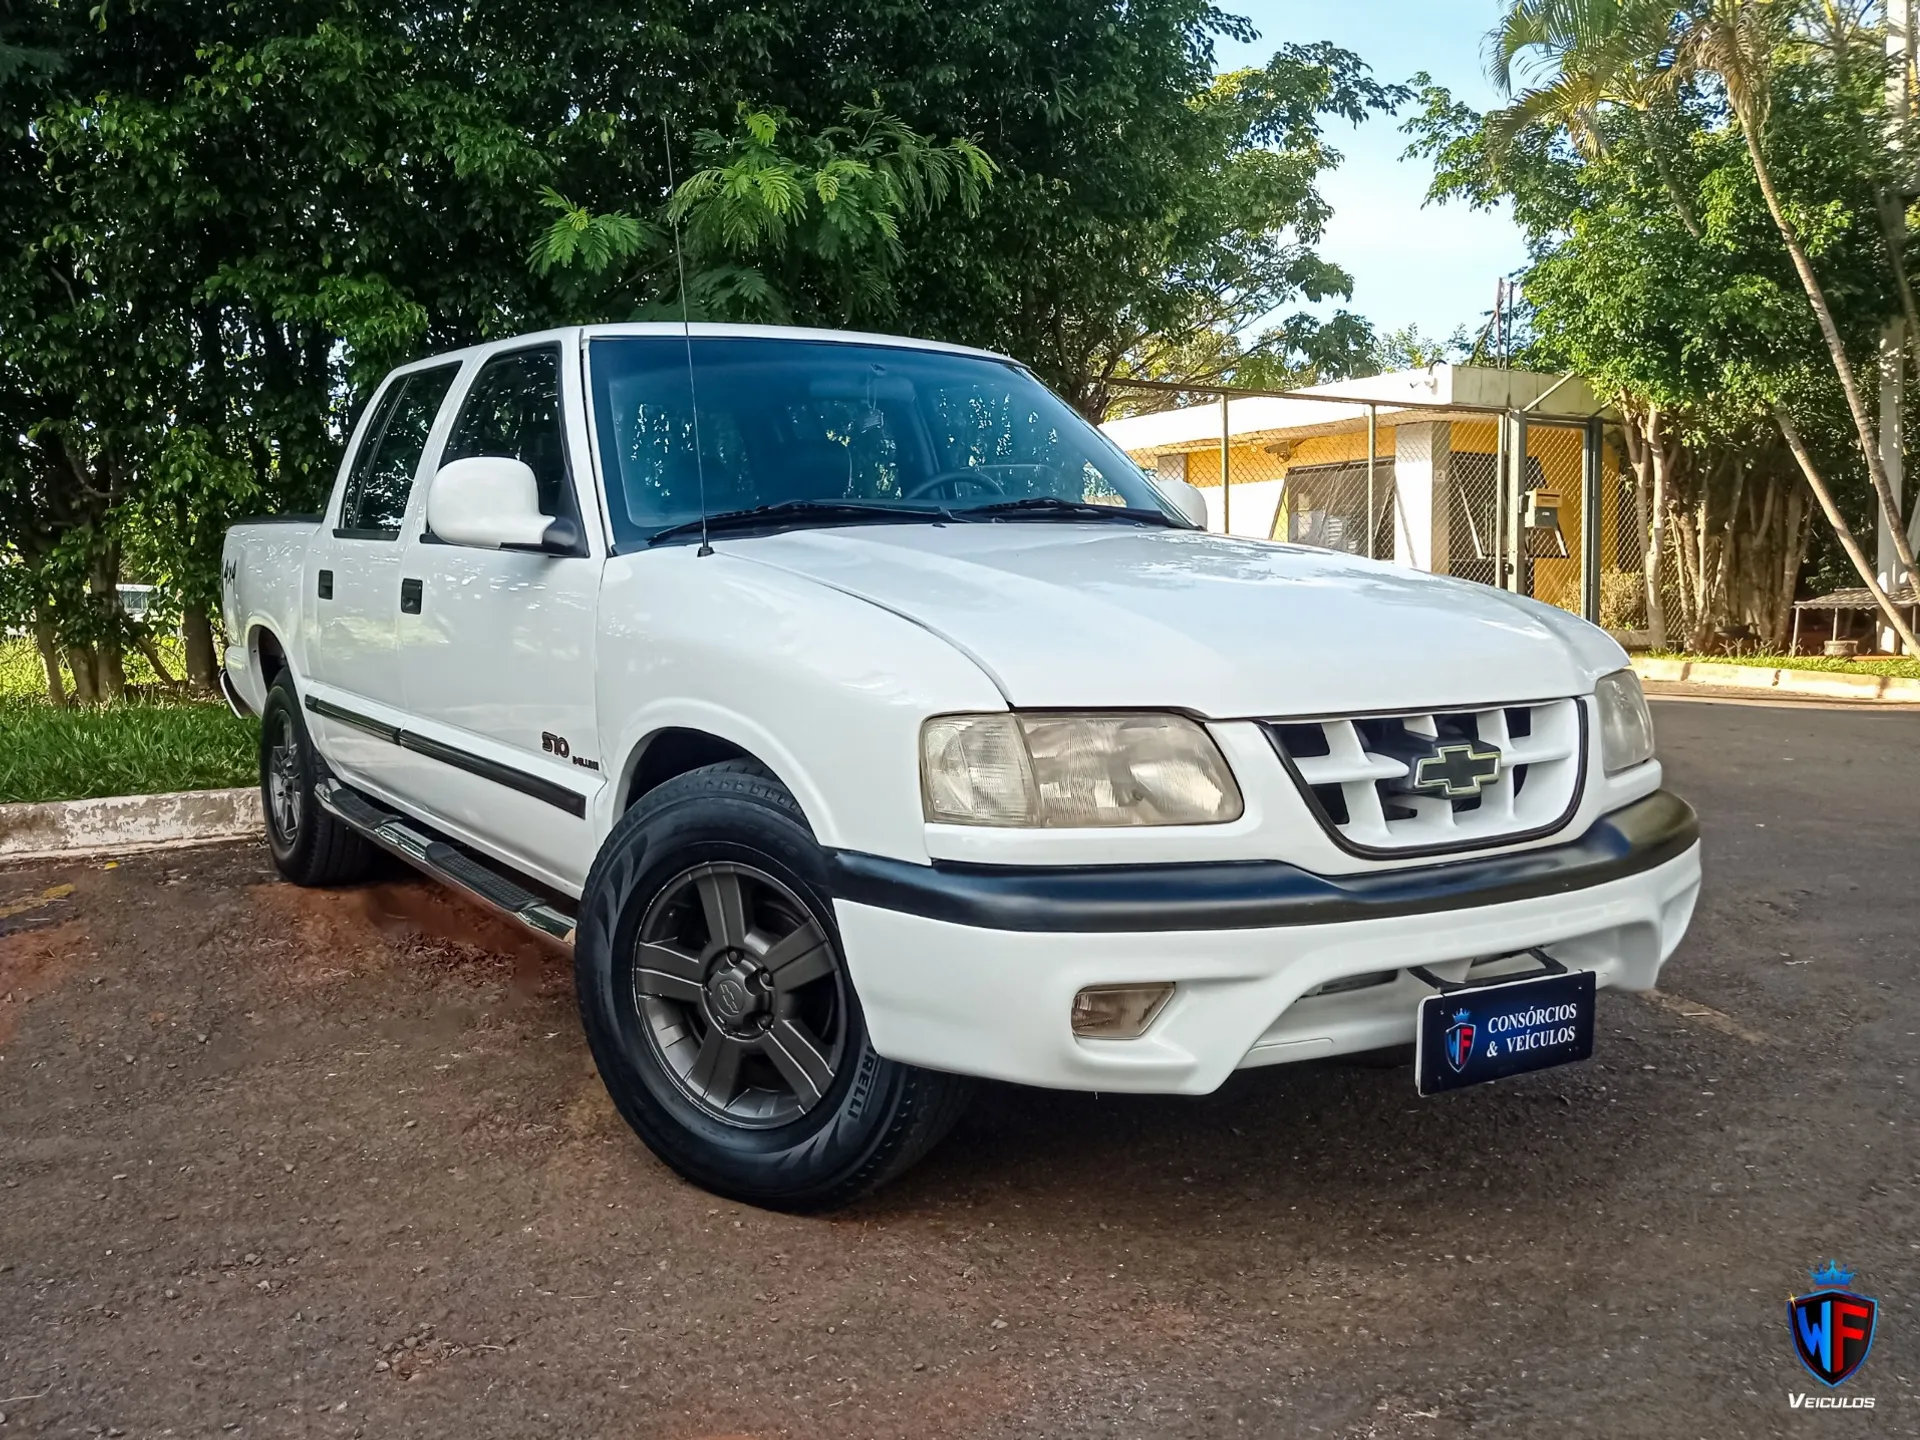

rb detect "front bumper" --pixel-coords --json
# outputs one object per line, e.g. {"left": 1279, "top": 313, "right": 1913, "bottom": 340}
{"left": 826, "top": 792, "right": 1702, "bottom": 1094}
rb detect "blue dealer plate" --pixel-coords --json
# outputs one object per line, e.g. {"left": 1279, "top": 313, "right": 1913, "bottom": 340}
{"left": 1415, "top": 968, "right": 1596, "bottom": 1096}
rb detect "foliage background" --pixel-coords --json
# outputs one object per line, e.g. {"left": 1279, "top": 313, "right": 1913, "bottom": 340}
{"left": 1408, "top": 0, "right": 1916, "bottom": 648}
{"left": 1, "top": 0, "right": 1402, "bottom": 704}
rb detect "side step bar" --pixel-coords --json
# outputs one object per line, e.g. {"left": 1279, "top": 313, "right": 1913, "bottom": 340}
{"left": 315, "top": 779, "right": 577, "bottom": 947}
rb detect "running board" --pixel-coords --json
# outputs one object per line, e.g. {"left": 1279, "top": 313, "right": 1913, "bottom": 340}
{"left": 314, "top": 779, "right": 577, "bottom": 947}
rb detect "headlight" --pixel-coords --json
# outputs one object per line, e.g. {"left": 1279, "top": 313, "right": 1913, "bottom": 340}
{"left": 1595, "top": 668, "right": 1655, "bottom": 774}
{"left": 920, "top": 712, "right": 1243, "bottom": 827}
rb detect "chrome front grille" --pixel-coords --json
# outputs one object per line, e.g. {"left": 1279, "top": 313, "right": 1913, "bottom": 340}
{"left": 1265, "top": 697, "right": 1585, "bottom": 855}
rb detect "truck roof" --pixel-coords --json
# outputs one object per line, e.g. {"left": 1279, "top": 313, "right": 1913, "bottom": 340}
{"left": 388, "top": 323, "right": 1018, "bottom": 375}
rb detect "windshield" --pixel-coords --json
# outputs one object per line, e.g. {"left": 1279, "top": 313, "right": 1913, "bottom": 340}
{"left": 586, "top": 336, "right": 1177, "bottom": 546}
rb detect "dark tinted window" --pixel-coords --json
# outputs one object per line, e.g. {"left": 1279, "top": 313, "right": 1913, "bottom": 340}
{"left": 442, "top": 346, "right": 574, "bottom": 518}
{"left": 339, "top": 366, "right": 459, "bottom": 536}
{"left": 587, "top": 337, "right": 1169, "bottom": 546}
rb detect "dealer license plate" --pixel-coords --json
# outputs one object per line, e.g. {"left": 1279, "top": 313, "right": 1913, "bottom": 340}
{"left": 1414, "top": 967, "right": 1596, "bottom": 1096}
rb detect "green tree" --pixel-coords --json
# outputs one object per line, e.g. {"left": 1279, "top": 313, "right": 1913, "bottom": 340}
{"left": 531, "top": 104, "right": 994, "bottom": 326}
{"left": 1100, "top": 308, "right": 1382, "bottom": 413}
{"left": 1484, "top": 0, "right": 1919, "bottom": 651}
{"left": 5, "top": 0, "right": 1402, "bottom": 704}
{"left": 1409, "top": 30, "right": 1895, "bottom": 650}
{"left": 1040, "top": 47, "right": 1409, "bottom": 415}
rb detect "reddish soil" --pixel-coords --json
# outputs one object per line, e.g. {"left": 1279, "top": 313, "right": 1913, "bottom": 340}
{"left": 0, "top": 882, "right": 84, "bottom": 1047}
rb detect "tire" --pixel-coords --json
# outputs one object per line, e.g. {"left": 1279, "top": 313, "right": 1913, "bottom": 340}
{"left": 575, "top": 760, "right": 970, "bottom": 1211}
{"left": 258, "top": 672, "right": 375, "bottom": 887}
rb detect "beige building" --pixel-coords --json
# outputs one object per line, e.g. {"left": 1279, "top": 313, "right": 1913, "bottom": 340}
{"left": 1101, "top": 365, "right": 1626, "bottom": 622}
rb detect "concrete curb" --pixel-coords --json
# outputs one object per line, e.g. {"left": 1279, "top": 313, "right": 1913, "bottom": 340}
{"left": 1633, "top": 656, "right": 1920, "bottom": 703}
{"left": 0, "top": 787, "right": 262, "bottom": 862}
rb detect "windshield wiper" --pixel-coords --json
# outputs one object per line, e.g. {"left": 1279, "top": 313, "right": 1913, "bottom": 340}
{"left": 961, "top": 497, "right": 1175, "bottom": 526}
{"left": 647, "top": 499, "right": 954, "bottom": 545}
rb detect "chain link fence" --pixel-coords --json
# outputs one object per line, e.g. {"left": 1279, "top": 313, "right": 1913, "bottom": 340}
{"left": 1445, "top": 446, "right": 1503, "bottom": 588}
{"left": 1602, "top": 463, "right": 1651, "bottom": 632}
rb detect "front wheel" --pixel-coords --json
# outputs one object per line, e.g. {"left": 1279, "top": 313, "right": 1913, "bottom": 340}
{"left": 575, "top": 761, "right": 970, "bottom": 1210}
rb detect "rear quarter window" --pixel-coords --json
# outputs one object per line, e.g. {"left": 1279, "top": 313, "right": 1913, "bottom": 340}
{"left": 338, "top": 366, "right": 460, "bottom": 538}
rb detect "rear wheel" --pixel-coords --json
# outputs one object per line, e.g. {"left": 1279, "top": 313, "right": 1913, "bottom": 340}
{"left": 258, "top": 673, "right": 374, "bottom": 887}
{"left": 575, "top": 761, "right": 970, "bottom": 1210}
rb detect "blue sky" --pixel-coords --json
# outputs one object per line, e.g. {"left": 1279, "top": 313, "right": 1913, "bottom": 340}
{"left": 1215, "top": 0, "right": 1529, "bottom": 345}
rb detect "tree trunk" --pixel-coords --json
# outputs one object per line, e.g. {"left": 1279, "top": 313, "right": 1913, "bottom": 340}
{"left": 66, "top": 647, "right": 99, "bottom": 706}
{"left": 96, "top": 642, "right": 125, "bottom": 701}
{"left": 1668, "top": 502, "right": 1703, "bottom": 645}
{"left": 182, "top": 606, "right": 218, "bottom": 690}
{"left": 1774, "top": 482, "right": 1811, "bottom": 649}
{"left": 33, "top": 621, "right": 68, "bottom": 707}
{"left": 1646, "top": 411, "right": 1673, "bottom": 651}
{"left": 1738, "top": 115, "right": 1920, "bottom": 597}
{"left": 133, "top": 632, "right": 181, "bottom": 688}
{"left": 1774, "top": 405, "right": 1920, "bottom": 652}
{"left": 1701, "top": 459, "right": 1747, "bottom": 644}
{"left": 83, "top": 543, "right": 126, "bottom": 701}
{"left": 1640, "top": 109, "right": 1705, "bottom": 241}
{"left": 1873, "top": 189, "right": 1920, "bottom": 393}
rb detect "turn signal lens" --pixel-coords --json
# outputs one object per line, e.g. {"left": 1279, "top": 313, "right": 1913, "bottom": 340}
{"left": 919, "top": 714, "right": 1039, "bottom": 825}
{"left": 920, "top": 712, "right": 1242, "bottom": 827}
{"left": 1071, "top": 983, "right": 1175, "bottom": 1039}
{"left": 1595, "top": 668, "right": 1656, "bottom": 774}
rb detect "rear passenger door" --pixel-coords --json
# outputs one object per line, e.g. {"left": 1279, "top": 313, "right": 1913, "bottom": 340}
{"left": 393, "top": 343, "right": 603, "bottom": 890}
{"left": 303, "top": 363, "right": 459, "bottom": 787}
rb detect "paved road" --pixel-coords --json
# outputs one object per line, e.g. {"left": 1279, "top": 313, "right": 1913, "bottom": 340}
{"left": 0, "top": 697, "right": 1915, "bottom": 1438}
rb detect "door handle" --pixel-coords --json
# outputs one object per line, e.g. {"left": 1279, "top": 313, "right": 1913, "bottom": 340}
{"left": 317, "top": 569, "right": 333, "bottom": 600}
{"left": 400, "top": 578, "right": 423, "bottom": 614}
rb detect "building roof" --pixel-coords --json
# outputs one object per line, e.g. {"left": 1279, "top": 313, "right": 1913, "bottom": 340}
{"left": 1100, "top": 365, "right": 1611, "bottom": 456}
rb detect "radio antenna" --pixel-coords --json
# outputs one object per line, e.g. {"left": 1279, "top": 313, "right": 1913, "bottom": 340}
{"left": 663, "top": 118, "right": 712, "bottom": 557}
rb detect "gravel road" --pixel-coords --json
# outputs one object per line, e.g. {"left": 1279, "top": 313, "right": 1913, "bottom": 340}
{"left": 0, "top": 695, "right": 1914, "bottom": 1438}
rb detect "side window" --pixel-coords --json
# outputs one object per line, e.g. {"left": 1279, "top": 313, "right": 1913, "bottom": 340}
{"left": 339, "top": 366, "right": 459, "bottom": 537}
{"left": 441, "top": 346, "right": 575, "bottom": 519}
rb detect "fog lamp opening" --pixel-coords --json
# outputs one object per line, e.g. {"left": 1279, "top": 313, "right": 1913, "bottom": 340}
{"left": 1071, "top": 983, "right": 1175, "bottom": 1039}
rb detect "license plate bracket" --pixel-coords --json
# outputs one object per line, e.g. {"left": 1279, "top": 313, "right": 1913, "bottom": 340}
{"left": 1412, "top": 952, "right": 1596, "bottom": 1096}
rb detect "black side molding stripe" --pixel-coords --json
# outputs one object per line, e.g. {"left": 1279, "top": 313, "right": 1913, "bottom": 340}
{"left": 823, "top": 790, "right": 1699, "bottom": 934}
{"left": 396, "top": 731, "right": 587, "bottom": 816}
{"left": 305, "top": 694, "right": 400, "bottom": 744}
{"left": 303, "top": 695, "right": 586, "bottom": 818}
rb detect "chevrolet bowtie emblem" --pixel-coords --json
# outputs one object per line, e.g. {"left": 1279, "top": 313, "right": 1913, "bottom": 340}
{"left": 1407, "top": 741, "right": 1502, "bottom": 799}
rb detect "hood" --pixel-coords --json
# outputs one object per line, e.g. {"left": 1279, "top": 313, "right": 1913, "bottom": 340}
{"left": 725, "top": 524, "right": 1625, "bottom": 717}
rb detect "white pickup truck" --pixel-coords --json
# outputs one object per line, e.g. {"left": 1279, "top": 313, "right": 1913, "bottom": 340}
{"left": 222, "top": 323, "right": 1701, "bottom": 1209}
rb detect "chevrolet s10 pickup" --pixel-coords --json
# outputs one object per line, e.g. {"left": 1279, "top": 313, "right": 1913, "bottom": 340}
{"left": 222, "top": 324, "right": 1701, "bottom": 1209}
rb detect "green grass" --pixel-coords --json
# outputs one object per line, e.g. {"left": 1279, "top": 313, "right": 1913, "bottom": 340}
{"left": 0, "top": 635, "right": 50, "bottom": 700}
{"left": 0, "top": 637, "right": 257, "bottom": 804}
{"left": 0, "top": 633, "right": 186, "bottom": 699}
{"left": 1649, "top": 651, "right": 1920, "bottom": 680}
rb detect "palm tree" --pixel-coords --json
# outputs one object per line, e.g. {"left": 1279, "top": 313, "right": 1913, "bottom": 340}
{"left": 1488, "top": 0, "right": 1709, "bottom": 240}
{"left": 1491, "top": 0, "right": 1920, "bottom": 654}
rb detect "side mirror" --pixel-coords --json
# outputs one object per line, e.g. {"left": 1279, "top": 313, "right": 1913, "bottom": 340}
{"left": 427, "top": 456, "right": 570, "bottom": 552}
{"left": 1157, "top": 477, "right": 1211, "bottom": 531}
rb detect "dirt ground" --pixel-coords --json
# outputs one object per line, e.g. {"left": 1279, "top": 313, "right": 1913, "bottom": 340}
{"left": 1, "top": 696, "right": 1915, "bottom": 1438}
